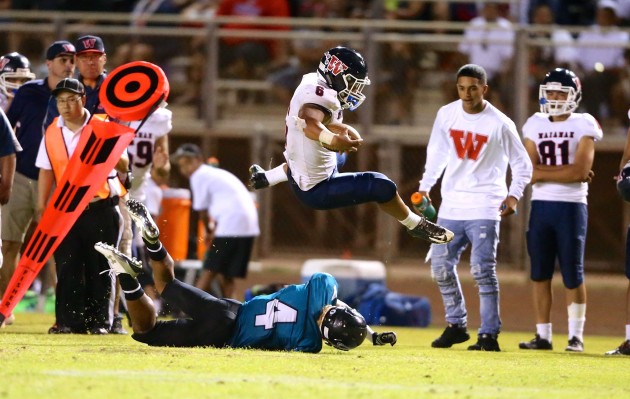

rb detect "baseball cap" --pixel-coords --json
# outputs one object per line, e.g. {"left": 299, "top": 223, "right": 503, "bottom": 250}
{"left": 75, "top": 35, "right": 106, "bottom": 55}
{"left": 171, "top": 143, "right": 203, "bottom": 161}
{"left": 52, "top": 78, "right": 85, "bottom": 97}
{"left": 46, "top": 41, "right": 76, "bottom": 60}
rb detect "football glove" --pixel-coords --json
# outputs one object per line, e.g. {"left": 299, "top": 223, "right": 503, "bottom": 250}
{"left": 372, "top": 331, "right": 397, "bottom": 346}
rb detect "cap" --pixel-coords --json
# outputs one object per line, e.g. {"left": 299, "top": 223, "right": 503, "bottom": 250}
{"left": 171, "top": 143, "right": 202, "bottom": 161}
{"left": 46, "top": 41, "right": 76, "bottom": 60}
{"left": 75, "top": 35, "right": 105, "bottom": 55}
{"left": 52, "top": 78, "right": 85, "bottom": 96}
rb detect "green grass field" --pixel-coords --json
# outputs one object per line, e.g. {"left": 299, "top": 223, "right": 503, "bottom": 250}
{"left": 1, "top": 314, "right": 629, "bottom": 399}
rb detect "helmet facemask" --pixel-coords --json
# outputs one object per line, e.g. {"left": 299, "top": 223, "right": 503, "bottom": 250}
{"left": 0, "top": 68, "right": 35, "bottom": 98}
{"left": 539, "top": 82, "right": 581, "bottom": 116}
{"left": 338, "top": 73, "right": 370, "bottom": 111}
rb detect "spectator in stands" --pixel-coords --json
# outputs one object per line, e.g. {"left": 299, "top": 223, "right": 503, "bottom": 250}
{"left": 456, "top": 2, "right": 515, "bottom": 111}
{"left": 575, "top": 0, "right": 629, "bottom": 124}
{"left": 215, "top": 0, "right": 291, "bottom": 81}
{"left": 172, "top": 143, "right": 259, "bottom": 299}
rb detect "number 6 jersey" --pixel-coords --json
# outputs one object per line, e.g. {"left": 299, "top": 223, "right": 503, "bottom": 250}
{"left": 229, "top": 272, "right": 338, "bottom": 352}
{"left": 523, "top": 112, "right": 603, "bottom": 203}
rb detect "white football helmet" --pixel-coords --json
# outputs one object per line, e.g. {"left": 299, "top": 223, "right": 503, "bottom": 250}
{"left": 538, "top": 68, "right": 582, "bottom": 116}
{"left": 0, "top": 52, "right": 36, "bottom": 98}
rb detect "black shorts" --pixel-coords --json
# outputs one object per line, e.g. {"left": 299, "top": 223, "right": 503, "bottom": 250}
{"left": 203, "top": 236, "right": 255, "bottom": 278}
{"left": 132, "top": 279, "right": 241, "bottom": 347}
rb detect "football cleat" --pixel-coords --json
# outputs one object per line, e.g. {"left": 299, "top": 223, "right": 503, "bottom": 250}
{"left": 432, "top": 323, "right": 470, "bottom": 348}
{"left": 468, "top": 333, "right": 501, "bottom": 352}
{"left": 605, "top": 340, "right": 630, "bottom": 356}
{"left": 565, "top": 336, "right": 584, "bottom": 352}
{"left": 249, "top": 164, "right": 270, "bottom": 190}
{"left": 94, "top": 242, "right": 143, "bottom": 278}
{"left": 407, "top": 217, "right": 454, "bottom": 244}
{"left": 110, "top": 314, "right": 128, "bottom": 335}
{"left": 519, "top": 334, "right": 553, "bottom": 350}
{"left": 126, "top": 199, "right": 160, "bottom": 243}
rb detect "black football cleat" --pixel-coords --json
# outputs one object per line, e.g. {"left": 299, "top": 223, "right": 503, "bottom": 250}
{"left": 407, "top": 217, "right": 454, "bottom": 244}
{"left": 519, "top": 334, "right": 553, "bottom": 350}
{"left": 605, "top": 340, "right": 630, "bottom": 356}
{"left": 249, "top": 164, "right": 270, "bottom": 190}
{"left": 565, "top": 336, "right": 584, "bottom": 352}
{"left": 126, "top": 199, "right": 160, "bottom": 244}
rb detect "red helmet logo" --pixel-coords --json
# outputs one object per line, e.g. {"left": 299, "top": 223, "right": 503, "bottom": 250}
{"left": 326, "top": 55, "right": 348, "bottom": 76}
{"left": 0, "top": 58, "right": 9, "bottom": 71}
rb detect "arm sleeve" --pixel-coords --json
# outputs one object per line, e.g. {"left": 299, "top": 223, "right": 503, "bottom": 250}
{"left": 34, "top": 136, "right": 51, "bottom": 170}
{"left": 504, "top": 121, "right": 533, "bottom": 200}
{"left": 419, "top": 108, "right": 450, "bottom": 192}
{"left": 0, "top": 109, "right": 18, "bottom": 157}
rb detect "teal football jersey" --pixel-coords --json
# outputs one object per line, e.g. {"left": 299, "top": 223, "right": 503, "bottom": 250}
{"left": 229, "top": 273, "right": 338, "bottom": 352}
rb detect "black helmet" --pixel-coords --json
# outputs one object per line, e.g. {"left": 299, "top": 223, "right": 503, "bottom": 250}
{"left": 539, "top": 68, "right": 582, "bottom": 116}
{"left": 317, "top": 46, "right": 370, "bottom": 111}
{"left": 618, "top": 161, "right": 630, "bottom": 202}
{"left": 0, "top": 52, "right": 35, "bottom": 98}
{"left": 320, "top": 306, "right": 367, "bottom": 351}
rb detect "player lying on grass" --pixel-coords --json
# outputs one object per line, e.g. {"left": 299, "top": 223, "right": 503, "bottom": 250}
{"left": 248, "top": 46, "right": 453, "bottom": 245}
{"left": 94, "top": 199, "right": 397, "bottom": 352}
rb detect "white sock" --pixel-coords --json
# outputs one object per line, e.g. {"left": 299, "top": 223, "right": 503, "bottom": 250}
{"left": 536, "top": 323, "right": 552, "bottom": 342}
{"left": 625, "top": 324, "right": 630, "bottom": 341}
{"left": 399, "top": 209, "right": 422, "bottom": 229}
{"left": 264, "top": 165, "right": 288, "bottom": 186}
{"left": 567, "top": 302, "right": 586, "bottom": 341}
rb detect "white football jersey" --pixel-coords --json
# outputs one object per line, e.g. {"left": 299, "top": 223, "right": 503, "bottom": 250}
{"left": 419, "top": 100, "right": 532, "bottom": 221}
{"left": 523, "top": 112, "right": 603, "bottom": 204}
{"left": 127, "top": 107, "right": 172, "bottom": 202}
{"left": 283, "top": 72, "right": 343, "bottom": 191}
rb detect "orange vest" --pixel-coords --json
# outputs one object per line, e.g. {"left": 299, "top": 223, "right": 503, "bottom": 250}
{"left": 44, "top": 116, "right": 127, "bottom": 199}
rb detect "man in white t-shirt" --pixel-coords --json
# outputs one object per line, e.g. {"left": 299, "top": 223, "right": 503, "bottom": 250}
{"left": 172, "top": 143, "right": 259, "bottom": 299}
{"left": 519, "top": 68, "right": 602, "bottom": 353}
{"left": 419, "top": 64, "right": 532, "bottom": 352}
{"left": 249, "top": 46, "right": 453, "bottom": 245}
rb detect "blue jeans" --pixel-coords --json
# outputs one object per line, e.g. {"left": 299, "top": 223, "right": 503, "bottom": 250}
{"left": 430, "top": 218, "right": 501, "bottom": 335}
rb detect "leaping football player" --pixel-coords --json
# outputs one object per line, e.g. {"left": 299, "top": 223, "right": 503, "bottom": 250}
{"left": 519, "top": 68, "right": 602, "bottom": 353}
{"left": 249, "top": 46, "right": 453, "bottom": 244}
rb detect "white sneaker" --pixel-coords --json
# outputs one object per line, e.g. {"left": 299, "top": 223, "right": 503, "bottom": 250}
{"left": 1, "top": 312, "right": 15, "bottom": 328}
{"left": 94, "top": 242, "right": 143, "bottom": 278}
{"left": 126, "top": 199, "right": 160, "bottom": 243}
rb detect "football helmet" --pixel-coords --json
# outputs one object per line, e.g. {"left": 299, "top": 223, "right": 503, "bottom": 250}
{"left": 317, "top": 46, "right": 370, "bottom": 111}
{"left": 0, "top": 52, "right": 35, "bottom": 99}
{"left": 617, "top": 161, "right": 630, "bottom": 202}
{"left": 320, "top": 306, "right": 367, "bottom": 351}
{"left": 539, "top": 68, "right": 582, "bottom": 116}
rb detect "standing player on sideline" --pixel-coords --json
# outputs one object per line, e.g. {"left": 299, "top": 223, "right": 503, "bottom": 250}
{"left": 0, "top": 52, "right": 36, "bottom": 111}
{"left": 249, "top": 46, "right": 453, "bottom": 244}
{"left": 606, "top": 108, "right": 630, "bottom": 356}
{"left": 518, "top": 68, "right": 601, "bottom": 353}
{"left": 419, "top": 64, "right": 532, "bottom": 352}
{"left": 1, "top": 41, "right": 76, "bottom": 327}
{"left": 93, "top": 199, "right": 397, "bottom": 351}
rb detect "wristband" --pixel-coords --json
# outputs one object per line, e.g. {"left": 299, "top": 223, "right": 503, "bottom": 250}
{"left": 319, "top": 130, "right": 335, "bottom": 146}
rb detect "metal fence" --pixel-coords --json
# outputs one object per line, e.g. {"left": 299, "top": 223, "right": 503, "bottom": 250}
{"left": 1, "top": 11, "right": 629, "bottom": 271}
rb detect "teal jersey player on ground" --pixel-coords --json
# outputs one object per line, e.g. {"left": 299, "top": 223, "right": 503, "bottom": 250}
{"left": 89, "top": 200, "right": 398, "bottom": 351}
{"left": 230, "top": 273, "right": 337, "bottom": 352}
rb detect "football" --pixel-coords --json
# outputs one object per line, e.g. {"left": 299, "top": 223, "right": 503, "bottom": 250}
{"left": 321, "top": 123, "right": 362, "bottom": 152}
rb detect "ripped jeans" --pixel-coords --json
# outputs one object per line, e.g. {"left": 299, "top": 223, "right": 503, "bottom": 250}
{"left": 430, "top": 218, "right": 501, "bottom": 335}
